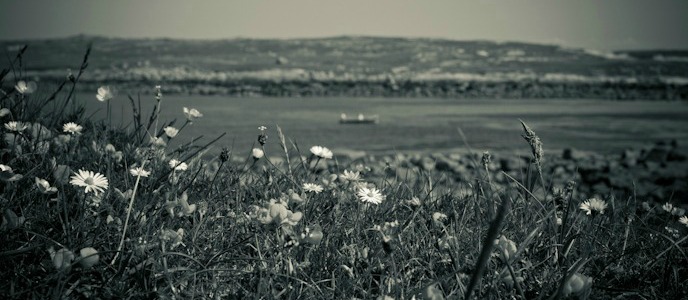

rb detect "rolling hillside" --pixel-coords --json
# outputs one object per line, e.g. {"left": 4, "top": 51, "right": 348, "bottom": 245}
{"left": 2, "top": 36, "right": 688, "bottom": 98}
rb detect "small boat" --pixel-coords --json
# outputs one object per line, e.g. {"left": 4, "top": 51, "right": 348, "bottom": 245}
{"left": 339, "top": 113, "right": 379, "bottom": 124}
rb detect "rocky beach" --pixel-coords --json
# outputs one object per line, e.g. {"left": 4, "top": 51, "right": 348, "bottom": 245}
{"left": 281, "top": 140, "right": 688, "bottom": 207}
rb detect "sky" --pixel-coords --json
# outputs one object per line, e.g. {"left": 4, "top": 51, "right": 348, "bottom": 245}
{"left": 0, "top": 0, "right": 687, "bottom": 50}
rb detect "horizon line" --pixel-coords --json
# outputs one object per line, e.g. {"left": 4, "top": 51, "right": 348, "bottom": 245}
{"left": 2, "top": 34, "right": 687, "bottom": 52}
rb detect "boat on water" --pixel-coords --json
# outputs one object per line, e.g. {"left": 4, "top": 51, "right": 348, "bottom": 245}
{"left": 339, "top": 113, "right": 379, "bottom": 124}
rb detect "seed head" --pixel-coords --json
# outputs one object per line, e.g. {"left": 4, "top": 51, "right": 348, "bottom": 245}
{"left": 258, "top": 133, "right": 268, "bottom": 146}
{"left": 481, "top": 151, "right": 491, "bottom": 166}
{"left": 220, "top": 147, "right": 230, "bottom": 163}
{"left": 520, "top": 120, "right": 544, "bottom": 165}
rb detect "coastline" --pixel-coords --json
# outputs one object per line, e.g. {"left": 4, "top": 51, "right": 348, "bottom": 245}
{"left": 12, "top": 78, "right": 688, "bottom": 100}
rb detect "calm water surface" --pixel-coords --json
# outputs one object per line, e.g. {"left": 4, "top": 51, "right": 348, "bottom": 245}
{"left": 77, "top": 95, "right": 688, "bottom": 157}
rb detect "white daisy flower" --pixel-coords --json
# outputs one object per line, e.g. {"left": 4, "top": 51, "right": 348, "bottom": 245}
{"left": 70, "top": 169, "right": 109, "bottom": 195}
{"left": 0, "top": 108, "right": 10, "bottom": 117}
{"left": 580, "top": 197, "right": 608, "bottom": 216}
{"left": 163, "top": 126, "right": 178, "bottom": 138}
{"left": 356, "top": 186, "right": 385, "bottom": 205}
{"left": 252, "top": 148, "right": 264, "bottom": 159}
{"left": 183, "top": 107, "right": 203, "bottom": 121}
{"left": 129, "top": 167, "right": 151, "bottom": 178}
{"left": 15, "top": 80, "right": 37, "bottom": 95}
{"left": 4, "top": 121, "right": 27, "bottom": 132}
{"left": 96, "top": 86, "right": 114, "bottom": 102}
{"left": 662, "top": 202, "right": 674, "bottom": 213}
{"left": 169, "top": 159, "right": 188, "bottom": 171}
{"left": 149, "top": 136, "right": 167, "bottom": 148}
{"left": 679, "top": 216, "right": 688, "bottom": 227}
{"left": 62, "top": 122, "right": 83, "bottom": 135}
{"left": 340, "top": 170, "right": 361, "bottom": 182}
{"left": 310, "top": 145, "right": 333, "bottom": 159}
{"left": 432, "top": 212, "right": 448, "bottom": 222}
{"left": 303, "top": 183, "right": 324, "bottom": 194}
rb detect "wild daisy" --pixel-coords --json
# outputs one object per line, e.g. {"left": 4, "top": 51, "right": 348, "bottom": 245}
{"left": 35, "top": 177, "right": 57, "bottom": 194}
{"left": 310, "top": 145, "right": 333, "bottom": 159}
{"left": 62, "top": 122, "right": 83, "bottom": 135}
{"left": 580, "top": 197, "right": 608, "bottom": 216}
{"left": 129, "top": 167, "right": 151, "bottom": 178}
{"left": 0, "top": 108, "right": 11, "bottom": 117}
{"left": 70, "top": 170, "right": 109, "bottom": 195}
{"left": 149, "top": 136, "right": 167, "bottom": 147}
{"left": 662, "top": 202, "right": 674, "bottom": 213}
{"left": 356, "top": 186, "right": 385, "bottom": 205}
{"left": 4, "top": 121, "right": 27, "bottom": 132}
{"left": 169, "top": 159, "right": 188, "bottom": 171}
{"left": 432, "top": 212, "right": 448, "bottom": 223}
{"left": 96, "top": 86, "right": 114, "bottom": 101}
{"left": 252, "top": 148, "right": 264, "bottom": 159}
{"left": 303, "top": 183, "right": 324, "bottom": 194}
{"left": 163, "top": 126, "right": 178, "bottom": 138}
{"left": 679, "top": 216, "right": 688, "bottom": 227}
{"left": 15, "top": 80, "right": 37, "bottom": 95}
{"left": 183, "top": 107, "right": 203, "bottom": 121}
{"left": 340, "top": 170, "right": 361, "bottom": 182}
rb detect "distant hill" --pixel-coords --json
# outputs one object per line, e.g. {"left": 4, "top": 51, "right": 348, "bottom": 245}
{"left": 1, "top": 36, "right": 687, "bottom": 99}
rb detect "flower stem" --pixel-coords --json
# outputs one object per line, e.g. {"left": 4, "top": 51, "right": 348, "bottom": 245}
{"left": 111, "top": 161, "right": 146, "bottom": 265}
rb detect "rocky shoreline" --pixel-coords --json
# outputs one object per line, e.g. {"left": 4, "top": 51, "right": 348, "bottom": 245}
{"left": 299, "top": 140, "right": 688, "bottom": 206}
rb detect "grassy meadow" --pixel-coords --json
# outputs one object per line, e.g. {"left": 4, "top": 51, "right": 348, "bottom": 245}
{"left": 1, "top": 47, "right": 688, "bottom": 300}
